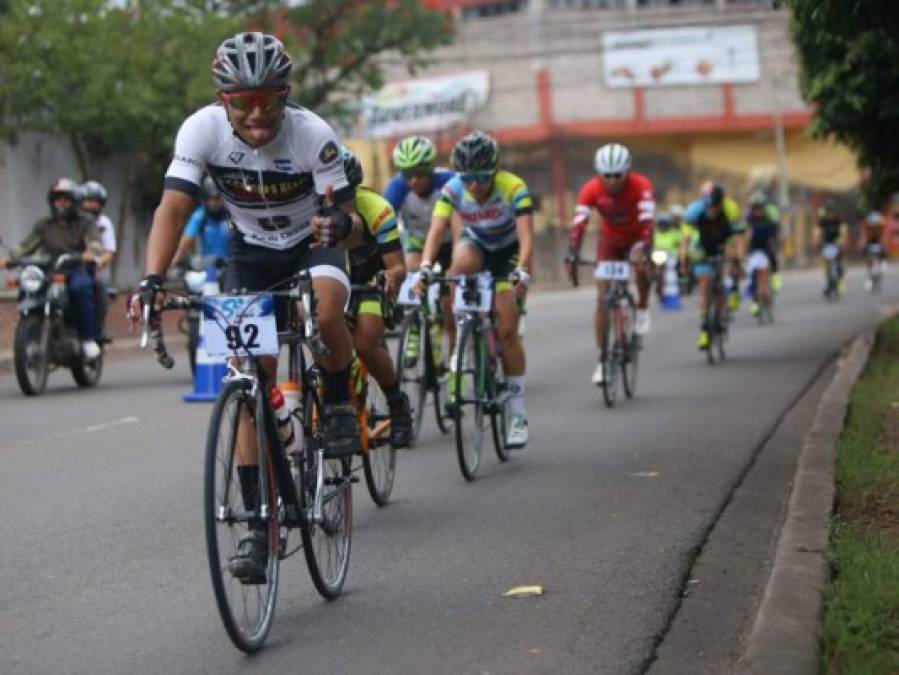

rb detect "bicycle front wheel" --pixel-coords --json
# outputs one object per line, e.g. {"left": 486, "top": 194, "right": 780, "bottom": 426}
{"left": 601, "top": 303, "right": 619, "bottom": 408}
{"left": 300, "top": 385, "right": 353, "bottom": 600}
{"left": 453, "top": 321, "right": 485, "bottom": 481}
{"left": 204, "top": 380, "right": 280, "bottom": 653}
{"left": 362, "top": 375, "right": 396, "bottom": 506}
{"left": 621, "top": 299, "right": 639, "bottom": 399}
{"left": 490, "top": 357, "right": 511, "bottom": 462}
{"left": 396, "top": 311, "right": 426, "bottom": 446}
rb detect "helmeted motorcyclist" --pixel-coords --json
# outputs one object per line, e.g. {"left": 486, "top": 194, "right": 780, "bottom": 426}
{"left": 79, "top": 180, "right": 116, "bottom": 341}
{"left": 0, "top": 178, "right": 103, "bottom": 358}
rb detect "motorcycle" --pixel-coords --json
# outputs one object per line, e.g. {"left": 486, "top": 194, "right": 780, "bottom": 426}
{"left": 8, "top": 253, "right": 104, "bottom": 395}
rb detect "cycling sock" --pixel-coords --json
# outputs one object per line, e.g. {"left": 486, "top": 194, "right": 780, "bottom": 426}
{"left": 321, "top": 365, "right": 351, "bottom": 404}
{"left": 508, "top": 375, "right": 526, "bottom": 417}
{"left": 237, "top": 465, "right": 260, "bottom": 521}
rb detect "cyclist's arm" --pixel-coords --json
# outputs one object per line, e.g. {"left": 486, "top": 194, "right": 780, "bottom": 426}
{"left": 423, "top": 189, "right": 454, "bottom": 266}
{"left": 569, "top": 181, "right": 596, "bottom": 254}
{"left": 422, "top": 212, "right": 451, "bottom": 266}
{"left": 146, "top": 189, "right": 197, "bottom": 276}
{"left": 381, "top": 249, "right": 406, "bottom": 297}
{"left": 516, "top": 211, "right": 534, "bottom": 272}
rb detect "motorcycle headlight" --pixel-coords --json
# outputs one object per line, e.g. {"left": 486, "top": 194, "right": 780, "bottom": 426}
{"left": 19, "top": 265, "right": 44, "bottom": 293}
{"left": 651, "top": 250, "right": 669, "bottom": 266}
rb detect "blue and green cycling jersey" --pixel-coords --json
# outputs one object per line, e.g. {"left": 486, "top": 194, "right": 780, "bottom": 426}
{"left": 433, "top": 170, "right": 533, "bottom": 251}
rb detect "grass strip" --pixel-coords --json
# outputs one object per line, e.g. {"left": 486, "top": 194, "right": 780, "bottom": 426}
{"left": 821, "top": 317, "right": 899, "bottom": 674}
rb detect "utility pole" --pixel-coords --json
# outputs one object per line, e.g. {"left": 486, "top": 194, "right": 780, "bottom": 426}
{"left": 771, "top": 65, "right": 799, "bottom": 264}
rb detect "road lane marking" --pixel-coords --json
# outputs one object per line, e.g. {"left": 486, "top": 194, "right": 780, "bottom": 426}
{"left": 503, "top": 585, "right": 544, "bottom": 598}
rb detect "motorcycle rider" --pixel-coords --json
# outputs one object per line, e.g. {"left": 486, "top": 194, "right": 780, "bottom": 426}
{"left": 79, "top": 180, "right": 116, "bottom": 342}
{"left": 0, "top": 178, "right": 103, "bottom": 359}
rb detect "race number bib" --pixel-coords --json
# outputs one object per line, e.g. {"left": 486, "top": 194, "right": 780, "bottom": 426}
{"left": 822, "top": 244, "right": 840, "bottom": 260}
{"left": 453, "top": 273, "right": 493, "bottom": 313}
{"left": 594, "top": 261, "right": 631, "bottom": 281}
{"left": 204, "top": 294, "right": 279, "bottom": 357}
{"left": 397, "top": 273, "right": 421, "bottom": 307}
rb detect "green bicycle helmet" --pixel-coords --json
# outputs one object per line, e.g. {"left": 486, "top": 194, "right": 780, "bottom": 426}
{"left": 392, "top": 136, "right": 437, "bottom": 170}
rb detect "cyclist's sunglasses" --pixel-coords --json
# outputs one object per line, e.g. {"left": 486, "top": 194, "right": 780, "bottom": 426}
{"left": 222, "top": 87, "right": 289, "bottom": 113}
{"left": 601, "top": 172, "right": 624, "bottom": 180}
{"left": 460, "top": 171, "right": 494, "bottom": 184}
{"left": 402, "top": 167, "right": 432, "bottom": 179}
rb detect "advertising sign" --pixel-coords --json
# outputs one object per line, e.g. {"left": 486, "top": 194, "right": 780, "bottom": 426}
{"left": 602, "top": 25, "right": 760, "bottom": 88}
{"left": 362, "top": 70, "right": 490, "bottom": 138}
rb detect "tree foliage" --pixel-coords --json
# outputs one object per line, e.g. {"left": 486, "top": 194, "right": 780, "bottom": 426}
{"left": 784, "top": 0, "right": 899, "bottom": 207}
{"left": 0, "top": 0, "right": 453, "bottom": 277}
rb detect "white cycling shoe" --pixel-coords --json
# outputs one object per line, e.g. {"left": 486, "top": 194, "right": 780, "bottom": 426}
{"left": 635, "top": 309, "right": 651, "bottom": 336}
{"left": 506, "top": 415, "right": 529, "bottom": 449}
{"left": 591, "top": 362, "right": 605, "bottom": 386}
{"left": 82, "top": 340, "right": 101, "bottom": 360}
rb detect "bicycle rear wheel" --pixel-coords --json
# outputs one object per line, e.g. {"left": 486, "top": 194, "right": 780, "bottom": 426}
{"left": 300, "top": 380, "right": 352, "bottom": 600}
{"left": 621, "top": 300, "right": 639, "bottom": 399}
{"left": 453, "top": 321, "right": 485, "bottom": 481}
{"left": 362, "top": 375, "right": 396, "bottom": 506}
{"left": 204, "top": 380, "right": 280, "bottom": 653}
{"left": 396, "top": 311, "right": 426, "bottom": 446}
{"left": 601, "top": 303, "right": 619, "bottom": 408}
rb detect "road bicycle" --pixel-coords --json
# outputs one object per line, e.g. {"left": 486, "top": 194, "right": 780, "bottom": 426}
{"left": 864, "top": 242, "right": 885, "bottom": 294}
{"left": 346, "top": 275, "right": 397, "bottom": 506}
{"left": 822, "top": 243, "right": 842, "bottom": 302}
{"left": 394, "top": 270, "right": 451, "bottom": 445}
{"left": 142, "top": 270, "right": 352, "bottom": 653}
{"left": 566, "top": 254, "right": 640, "bottom": 408}
{"left": 427, "top": 272, "right": 515, "bottom": 481}
{"left": 747, "top": 250, "right": 774, "bottom": 325}
{"left": 702, "top": 255, "right": 730, "bottom": 365}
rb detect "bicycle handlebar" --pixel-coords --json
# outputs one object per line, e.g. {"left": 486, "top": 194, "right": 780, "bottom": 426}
{"left": 140, "top": 295, "right": 202, "bottom": 370}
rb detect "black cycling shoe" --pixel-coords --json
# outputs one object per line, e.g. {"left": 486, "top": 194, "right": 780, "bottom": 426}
{"left": 227, "top": 530, "right": 268, "bottom": 584}
{"left": 388, "top": 391, "right": 413, "bottom": 448}
{"left": 322, "top": 402, "right": 360, "bottom": 459}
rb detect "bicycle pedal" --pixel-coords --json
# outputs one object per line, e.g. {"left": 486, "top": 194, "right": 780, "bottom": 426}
{"left": 349, "top": 475, "right": 361, "bottom": 483}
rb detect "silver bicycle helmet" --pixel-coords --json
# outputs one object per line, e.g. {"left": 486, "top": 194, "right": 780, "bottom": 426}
{"left": 211, "top": 32, "right": 293, "bottom": 91}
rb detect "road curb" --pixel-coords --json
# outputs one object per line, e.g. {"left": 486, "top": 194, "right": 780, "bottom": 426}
{"left": 738, "top": 329, "right": 876, "bottom": 675}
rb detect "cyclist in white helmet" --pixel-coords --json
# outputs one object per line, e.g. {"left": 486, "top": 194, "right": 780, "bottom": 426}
{"left": 568, "top": 143, "right": 655, "bottom": 386}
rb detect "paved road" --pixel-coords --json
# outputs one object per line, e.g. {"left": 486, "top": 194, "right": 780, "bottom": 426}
{"left": 1, "top": 267, "right": 895, "bottom": 675}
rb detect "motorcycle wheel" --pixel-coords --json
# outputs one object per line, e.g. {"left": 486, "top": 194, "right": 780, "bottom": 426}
{"left": 72, "top": 351, "right": 103, "bottom": 388}
{"left": 14, "top": 314, "right": 49, "bottom": 396}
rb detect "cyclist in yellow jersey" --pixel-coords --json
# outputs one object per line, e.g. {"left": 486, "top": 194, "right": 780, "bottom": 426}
{"left": 341, "top": 147, "right": 412, "bottom": 448}
{"left": 419, "top": 130, "right": 533, "bottom": 449}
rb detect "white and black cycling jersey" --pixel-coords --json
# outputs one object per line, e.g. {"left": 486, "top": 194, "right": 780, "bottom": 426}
{"left": 165, "top": 104, "right": 351, "bottom": 250}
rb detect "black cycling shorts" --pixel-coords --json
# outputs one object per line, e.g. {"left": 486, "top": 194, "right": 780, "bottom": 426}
{"left": 225, "top": 234, "right": 349, "bottom": 329}
{"left": 458, "top": 234, "right": 519, "bottom": 280}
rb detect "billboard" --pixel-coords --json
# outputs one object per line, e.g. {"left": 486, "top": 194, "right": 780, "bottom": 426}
{"left": 361, "top": 70, "right": 490, "bottom": 138}
{"left": 602, "top": 25, "right": 760, "bottom": 88}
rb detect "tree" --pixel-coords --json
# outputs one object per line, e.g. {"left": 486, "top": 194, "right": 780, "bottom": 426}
{"left": 0, "top": 0, "right": 453, "bottom": 280}
{"left": 280, "top": 0, "right": 453, "bottom": 116}
{"left": 783, "top": 1, "right": 899, "bottom": 207}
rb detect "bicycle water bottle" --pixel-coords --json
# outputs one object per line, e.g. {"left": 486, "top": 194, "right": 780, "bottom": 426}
{"left": 279, "top": 380, "right": 303, "bottom": 456}
{"left": 270, "top": 386, "right": 297, "bottom": 454}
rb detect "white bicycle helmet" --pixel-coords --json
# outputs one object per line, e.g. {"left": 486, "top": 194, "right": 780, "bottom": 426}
{"left": 594, "top": 143, "right": 632, "bottom": 175}
{"left": 212, "top": 32, "right": 292, "bottom": 91}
